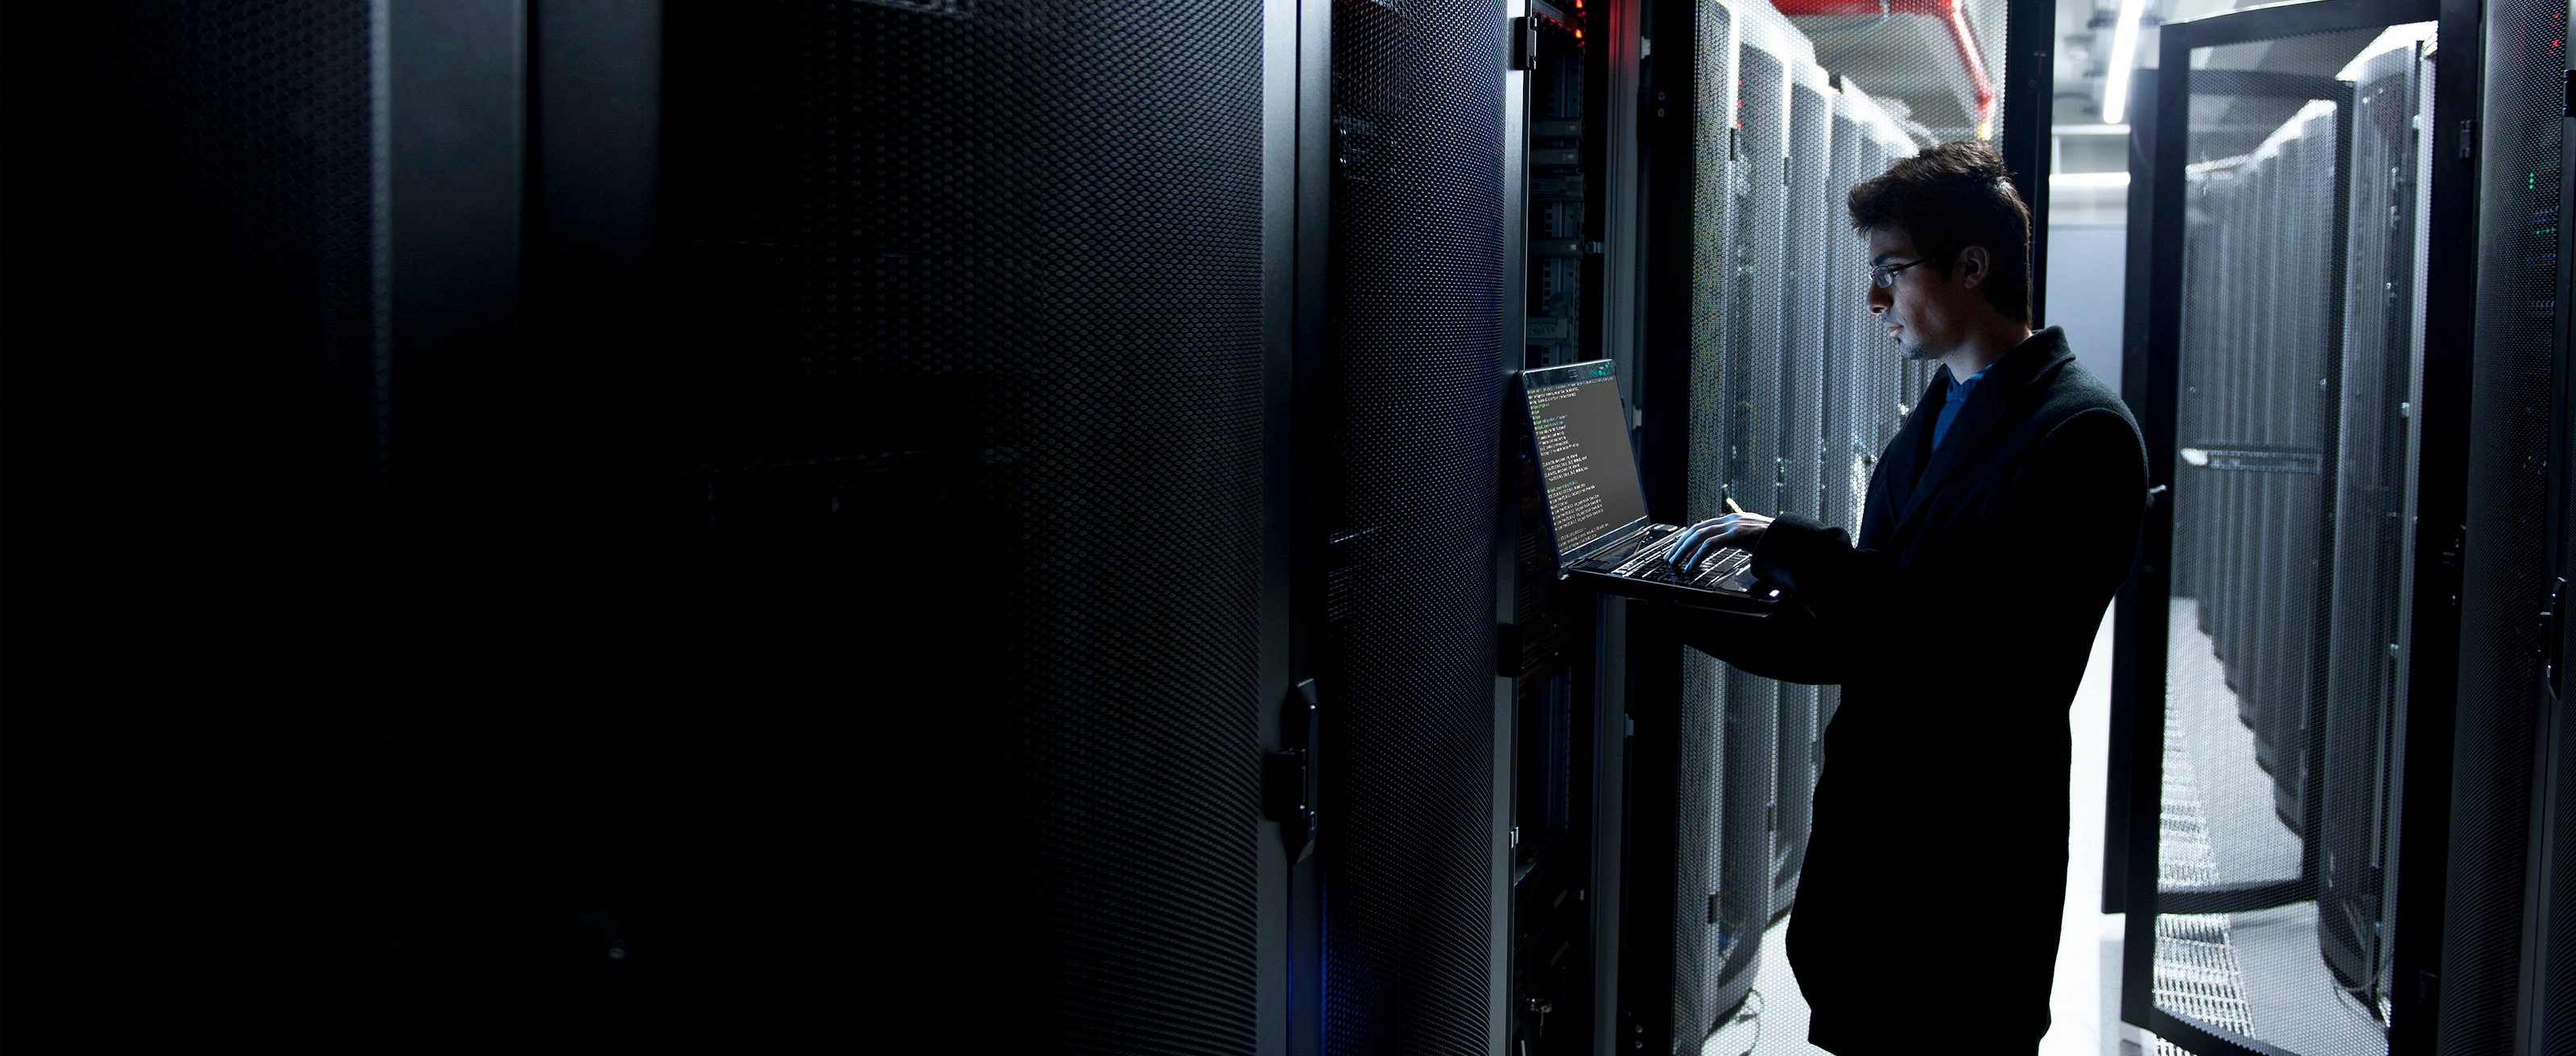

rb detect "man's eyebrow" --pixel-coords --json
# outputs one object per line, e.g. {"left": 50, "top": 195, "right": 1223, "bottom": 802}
{"left": 1870, "top": 253, "right": 1897, "bottom": 265}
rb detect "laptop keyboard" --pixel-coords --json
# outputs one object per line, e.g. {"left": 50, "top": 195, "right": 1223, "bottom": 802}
{"left": 1600, "top": 529, "right": 1751, "bottom": 587}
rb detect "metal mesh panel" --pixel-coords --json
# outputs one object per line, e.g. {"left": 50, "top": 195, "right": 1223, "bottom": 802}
{"left": 2154, "top": 27, "right": 2438, "bottom": 1056}
{"left": 36, "top": 1, "right": 388, "bottom": 1027}
{"left": 2436, "top": 2, "right": 2568, "bottom": 1050}
{"left": 661, "top": 2, "right": 1267, "bottom": 1050}
{"left": 1317, "top": 0, "right": 1507, "bottom": 1050}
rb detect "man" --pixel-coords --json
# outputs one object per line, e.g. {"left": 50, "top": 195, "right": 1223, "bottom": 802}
{"left": 1661, "top": 142, "right": 2146, "bottom": 1054}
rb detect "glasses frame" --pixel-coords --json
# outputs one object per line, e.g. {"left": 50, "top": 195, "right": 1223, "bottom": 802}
{"left": 1869, "top": 257, "right": 1930, "bottom": 288}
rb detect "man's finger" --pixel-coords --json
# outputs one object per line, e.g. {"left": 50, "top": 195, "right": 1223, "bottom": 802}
{"left": 1676, "top": 518, "right": 1732, "bottom": 571}
{"left": 1665, "top": 520, "right": 1715, "bottom": 571}
{"left": 1662, "top": 528, "right": 1699, "bottom": 571}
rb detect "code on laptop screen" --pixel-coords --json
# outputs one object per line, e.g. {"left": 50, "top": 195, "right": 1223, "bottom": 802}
{"left": 1524, "top": 366, "right": 1649, "bottom": 555}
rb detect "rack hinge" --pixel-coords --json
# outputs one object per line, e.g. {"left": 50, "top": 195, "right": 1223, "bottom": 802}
{"left": 1265, "top": 679, "right": 1321, "bottom": 862}
{"left": 2438, "top": 525, "right": 2468, "bottom": 608}
{"left": 1509, "top": 16, "right": 1538, "bottom": 71}
{"left": 2458, "top": 118, "right": 2475, "bottom": 160}
{"left": 2545, "top": 576, "right": 2567, "bottom": 699}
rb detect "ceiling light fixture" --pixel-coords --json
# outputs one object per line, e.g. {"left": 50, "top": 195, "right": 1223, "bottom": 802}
{"left": 2099, "top": 0, "right": 2149, "bottom": 125}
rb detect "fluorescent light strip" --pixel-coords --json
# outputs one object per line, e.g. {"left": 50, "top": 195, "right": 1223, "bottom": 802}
{"left": 2100, "top": 0, "right": 2149, "bottom": 125}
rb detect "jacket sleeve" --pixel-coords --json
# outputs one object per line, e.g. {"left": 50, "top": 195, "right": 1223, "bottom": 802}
{"left": 1674, "top": 406, "right": 2146, "bottom": 685}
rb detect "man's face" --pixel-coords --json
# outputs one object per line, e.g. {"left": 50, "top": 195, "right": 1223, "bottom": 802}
{"left": 1864, "top": 227, "right": 1984, "bottom": 364}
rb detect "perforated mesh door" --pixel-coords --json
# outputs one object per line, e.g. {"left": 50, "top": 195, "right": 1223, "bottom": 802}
{"left": 27, "top": 2, "right": 390, "bottom": 1027}
{"left": 659, "top": 2, "right": 1269, "bottom": 1050}
{"left": 1316, "top": 0, "right": 1507, "bottom": 1051}
{"left": 2153, "top": 27, "right": 2435, "bottom": 1056}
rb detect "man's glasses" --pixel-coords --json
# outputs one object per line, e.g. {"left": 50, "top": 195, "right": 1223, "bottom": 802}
{"left": 1870, "top": 258, "right": 1928, "bottom": 288}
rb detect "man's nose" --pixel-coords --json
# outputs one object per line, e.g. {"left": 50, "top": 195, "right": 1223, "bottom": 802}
{"left": 1865, "top": 285, "right": 1889, "bottom": 316}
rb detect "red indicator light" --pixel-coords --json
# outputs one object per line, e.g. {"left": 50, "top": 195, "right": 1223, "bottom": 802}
{"left": 1575, "top": 28, "right": 1583, "bottom": 39}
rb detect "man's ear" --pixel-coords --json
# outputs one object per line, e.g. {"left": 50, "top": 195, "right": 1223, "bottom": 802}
{"left": 1956, "top": 245, "right": 1990, "bottom": 289}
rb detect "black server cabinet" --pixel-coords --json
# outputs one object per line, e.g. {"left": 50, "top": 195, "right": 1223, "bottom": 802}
{"left": 2434, "top": 0, "right": 2572, "bottom": 1046}
{"left": 630, "top": 2, "right": 1297, "bottom": 1047}
{"left": 2, "top": 2, "right": 399, "bottom": 1036}
{"left": 2318, "top": 38, "right": 2432, "bottom": 1010}
{"left": 11, "top": 0, "right": 1548, "bottom": 1049}
{"left": 1501, "top": 1, "right": 1649, "bottom": 1054}
{"left": 10, "top": 1, "right": 1312, "bottom": 1046}
{"left": 1311, "top": 0, "right": 1515, "bottom": 1052}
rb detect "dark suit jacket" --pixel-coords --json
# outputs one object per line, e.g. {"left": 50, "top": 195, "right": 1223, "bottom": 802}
{"left": 1671, "top": 327, "right": 2146, "bottom": 1053}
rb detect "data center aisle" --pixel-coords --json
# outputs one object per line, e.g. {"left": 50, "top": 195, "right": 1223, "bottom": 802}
{"left": 1703, "top": 614, "right": 2124, "bottom": 1056}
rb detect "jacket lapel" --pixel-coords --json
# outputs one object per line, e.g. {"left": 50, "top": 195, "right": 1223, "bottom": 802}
{"left": 1891, "top": 328, "right": 2074, "bottom": 532}
{"left": 1882, "top": 373, "right": 1942, "bottom": 518}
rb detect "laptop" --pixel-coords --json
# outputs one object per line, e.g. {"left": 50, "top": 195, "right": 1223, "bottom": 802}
{"left": 1517, "top": 358, "right": 1779, "bottom": 617}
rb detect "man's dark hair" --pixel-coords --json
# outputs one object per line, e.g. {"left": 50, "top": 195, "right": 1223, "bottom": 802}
{"left": 1846, "top": 141, "right": 2032, "bottom": 322}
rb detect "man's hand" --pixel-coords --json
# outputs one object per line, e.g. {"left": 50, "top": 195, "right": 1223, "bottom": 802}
{"left": 1665, "top": 511, "right": 1773, "bottom": 576}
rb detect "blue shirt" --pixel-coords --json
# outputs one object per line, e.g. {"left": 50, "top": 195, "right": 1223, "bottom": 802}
{"left": 1929, "top": 362, "right": 1992, "bottom": 454}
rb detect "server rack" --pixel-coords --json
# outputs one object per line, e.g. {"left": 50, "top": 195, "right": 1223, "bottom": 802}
{"left": 1501, "top": 2, "right": 1641, "bottom": 1053}
{"left": 2316, "top": 37, "right": 2432, "bottom": 1012}
{"left": 1, "top": 2, "right": 400, "bottom": 1034}
{"left": 2437, "top": 0, "right": 2574, "bottom": 1046}
{"left": 9, "top": 1, "right": 1551, "bottom": 1049}
{"left": 651, "top": 2, "right": 1301, "bottom": 1047}
{"left": 2174, "top": 101, "right": 2343, "bottom": 853}
{"left": 478, "top": 0, "right": 1525, "bottom": 1050}
{"left": 1307, "top": 0, "right": 1519, "bottom": 1050}
{"left": 1769, "top": 56, "right": 1834, "bottom": 920}
{"left": 6, "top": 1, "right": 1311, "bottom": 1046}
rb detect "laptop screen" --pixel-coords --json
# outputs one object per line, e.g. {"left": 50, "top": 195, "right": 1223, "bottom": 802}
{"left": 1522, "top": 361, "right": 1649, "bottom": 556}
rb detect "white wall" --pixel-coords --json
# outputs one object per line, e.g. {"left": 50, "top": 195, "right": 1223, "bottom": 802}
{"left": 2045, "top": 225, "right": 2128, "bottom": 394}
